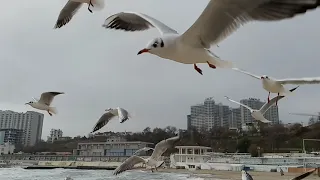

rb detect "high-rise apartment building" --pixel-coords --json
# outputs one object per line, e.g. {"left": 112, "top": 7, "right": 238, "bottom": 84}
{"left": 0, "top": 110, "right": 44, "bottom": 146}
{"left": 0, "top": 128, "right": 24, "bottom": 145}
{"left": 240, "top": 98, "right": 279, "bottom": 125}
{"left": 189, "top": 97, "right": 237, "bottom": 131}
{"left": 47, "top": 129, "right": 63, "bottom": 143}
{"left": 229, "top": 108, "right": 241, "bottom": 129}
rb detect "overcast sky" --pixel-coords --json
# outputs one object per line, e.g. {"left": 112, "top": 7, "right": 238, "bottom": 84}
{"left": 1, "top": 0, "right": 320, "bottom": 139}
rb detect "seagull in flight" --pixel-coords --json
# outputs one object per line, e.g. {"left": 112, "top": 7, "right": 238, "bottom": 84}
{"left": 225, "top": 86, "right": 298, "bottom": 123}
{"left": 91, "top": 107, "right": 130, "bottom": 133}
{"left": 233, "top": 68, "right": 320, "bottom": 105}
{"left": 102, "top": 0, "right": 320, "bottom": 75}
{"left": 113, "top": 134, "right": 181, "bottom": 175}
{"left": 25, "top": 92, "right": 64, "bottom": 116}
{"left": 54, "top": 0, "right": 105, "bottom": 29}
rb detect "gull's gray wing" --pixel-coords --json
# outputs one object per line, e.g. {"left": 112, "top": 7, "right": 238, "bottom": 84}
{"left": 91, "top": 110, "right": 118, "bottom": 133}
{"left": 113, "top": 155, "right": 145, "bottom": 175}
{"left": 260, "top": 86, "right": 298, "bottom": 114}
{"left": 54, "top": 1, "right": 83, "bottom": 29}
{"left": 150, "top": 135, "right": 180, "bottom": 161}
{"left": 117, "top": 107, "right": 130, "bottom": 123}
{"left": 245, "top": 171, "right": 254, "bottom": 180}
{"left": 276, "top": 77, "right": 320, "bottom": 85}
{"left": 232, "top": 68, "right": 262, "bottom": 80}
{"left": 290, "top": 168, "right": 316, "bottom": 180}
{"left": 180, "top": 0, "right": 320, "bottom": 48}
{"left": 224, "top": 96, "right": 253, "bottom": 111}
{"left": 133, "top": 147, "right": 154, "bottom": 155}
{"left": 38, "top": 92, "right": 64, "bottom": 106}
{"left": 102, "top": 12, "right": 178, "bottom": 35}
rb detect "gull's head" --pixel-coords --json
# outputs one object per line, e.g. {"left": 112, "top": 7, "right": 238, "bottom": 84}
{"left": 25, "top": 101, "right": 33, "bottom": 106}
{"left": 241, "top": 170, "right": 246, "bottom": 175}
{"left": 261, "top": 75, "right": 269, "bottom": 80}
{"left": 137, "top": 37, "right": 165, "bottom": 55}
{"left": 105, "top": 108, "right": 112, "bottom": 112}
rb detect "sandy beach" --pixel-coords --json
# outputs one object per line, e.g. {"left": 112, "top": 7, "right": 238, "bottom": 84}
{"left": 152, "top": 168, "right": 320, "bottom": 180}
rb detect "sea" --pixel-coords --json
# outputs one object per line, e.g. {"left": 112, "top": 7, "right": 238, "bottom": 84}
{"left": 0, "top": 168, "right": 216, "bottom": 180}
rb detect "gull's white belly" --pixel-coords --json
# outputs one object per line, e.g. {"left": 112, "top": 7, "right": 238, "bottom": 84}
{"left": 251, "top": 111, "right": 265, "bottom": 121}
{"left": 31, "top": 103, "right": 49, "bottom": 111}
{"left": 262, "top": 80, "right": 283, "bottom": 93}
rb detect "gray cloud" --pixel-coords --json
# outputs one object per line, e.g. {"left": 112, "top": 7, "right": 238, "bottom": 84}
{"left": 1, "top": 0, "right": 320, "bottom": 138}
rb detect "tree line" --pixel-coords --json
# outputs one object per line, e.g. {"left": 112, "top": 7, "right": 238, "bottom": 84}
{"left": 17, "top": 122, "right": 320, "bottom": 157}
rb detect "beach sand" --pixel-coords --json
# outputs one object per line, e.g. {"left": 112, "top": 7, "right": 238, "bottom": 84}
{"left": 152, "top": 168, "right": 320, "bottom": 180}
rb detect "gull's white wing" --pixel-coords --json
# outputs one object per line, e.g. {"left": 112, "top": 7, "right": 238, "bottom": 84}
{"left": 54, "top": 1, "right": 83, "bottom": 29}
{"left": 224, "top": 96, "right": 253, "bottom": 111}
{"left": 260, "top": 86, "right": 298, "bottom": 114}
{"left": 290, "top": 168, "right": 316, "bottom": 180}
{"left": 290, "top": 113, "right": 320, "bottom": 117}
{"left": 117, "top": 107, "right": 130, "bottom": 123}
{"left": 102, "top": 12, "right": 178, "bottom": 35}
{"left": 276, "top": 77, "right": 320, "bottom": 85}
{"left": 91, "top": 110, "right": 118, "bottom": 133}
{"left": 150, "top": 135, "right": 180, "bottom": 161}
{"left": 180, "top": 0, "right": 320, "bottom": 48}
{"left": 38, "top": 92, "right": 64, "bottom": 106}
{"left": 133, "top": 147, "right": 154, "bottom": 155}
{"left": 232, "top": 68, "right": 261, "bottom": 80}
{"left": 113, "top": 155, "right": 146, "bottom": 175}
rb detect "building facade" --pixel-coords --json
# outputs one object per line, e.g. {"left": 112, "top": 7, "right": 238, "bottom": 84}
{"left": 229, "top": 108, "right": 241, "bottom": 129}
{"left": 0, "top": 110, "right": 44, "bottom": 146}
{"left": 0, "top": 128, "right": 24, "bottom": 145}
{"left": 0, "top": 142, "right": 15, "bottom": 154}
{"left": 189, "top": 97, "right": 241, "bottom": 131}
{"left": 240, "top": 98, "right": 279, "bottom": 125}
{"left": 47, "top": 129, "right": 63, "bottom": 143}
{"left": 74, "top": 136, "right": 153, "bottom": 157}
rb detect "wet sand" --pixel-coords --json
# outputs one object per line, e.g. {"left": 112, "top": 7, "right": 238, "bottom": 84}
{"left": 152, "top": 168, "right": 320, "bottom": 180}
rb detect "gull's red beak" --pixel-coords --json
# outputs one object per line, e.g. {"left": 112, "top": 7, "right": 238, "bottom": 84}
{"left": 137, "top": 48, "right": 149, "bottom": 55}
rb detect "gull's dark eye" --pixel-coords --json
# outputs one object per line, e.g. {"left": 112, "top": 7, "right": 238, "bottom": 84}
{"left": 152, "top": 42, "right": 158, "bottom": 48}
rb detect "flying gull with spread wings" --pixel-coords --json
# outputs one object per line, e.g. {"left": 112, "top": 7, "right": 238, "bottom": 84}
{"left": 91, "top": 107, "right": 130, "bottom": 133}
{"left": 102, "top": 0, "right": 320, "bottom": 75}
{"left": 25, "top": 92, "right": 64, "bottom": 116}
{"left": 225, "top": 86, "right": 298, "bottom": 123}
{"left": 54, "top": 0, "right": 105, "bottom": 29}
{"left": 113, "top": 134, "right": 181, "bottom": 175}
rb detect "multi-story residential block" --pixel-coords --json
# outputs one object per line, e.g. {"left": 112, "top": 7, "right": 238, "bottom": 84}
{"left": 0, "top": 110, "right": 43, "bottom": 146}
{"left": 47, "top": 129, "right": 63, "bottom": 143}
{"left": 0, "top": 128, "right": 24, "bottom": 145}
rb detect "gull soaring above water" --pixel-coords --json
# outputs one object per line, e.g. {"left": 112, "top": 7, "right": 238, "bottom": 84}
{"left": 91, "top": 107, "right": 130, "bottom": 133}
{"left": 113, "top": 134, "right": 181, "bottom": 175}
{"left": 54, "top": 0, "right": 105, "bottom": 29}
{"left": 225, "top": 86, "right": 298, "bottom": 123}
{"left": 233, "top": 68, "right": 320, "bottom": 105}
{"left": 102, "top": 0, "right": 320, "bottom": 75}
{"left": 25, "top": 92, "right": 64, "bottom": 116}
{"left": 242, "top": 168, "right": 316, "bottom": 180}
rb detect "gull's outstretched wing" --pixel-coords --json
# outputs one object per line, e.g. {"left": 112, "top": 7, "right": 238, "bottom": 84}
{"left": 91, "top": 110, "right": 118, "bottom": 133}
{"left": 38, "top": 92, "right": 64, "bottom": 106}
{"left": 117, "top": 107, "right": 130, "bottom": 123}
{"left": 225, "top": 96, "right": 253, "bottom": 111}
{"left": 113, "top": 155, "right": 146, "bottom": 175}
{"left": 150, "top": 135, "right": 180, "bottom": 161}
{"left": 276, "top": 77, "right": 320, "bottom": 85}
{"left": 290, "top": 168, "right": 316, "bottom": 180}
{"left": 102, "top": 12, "right": 178, "bottom": 35}
{"left": 54, "top": 1, "right": 83, "bottom": 29}
{"left": 180, "top": 0, "right": 320, "bottom": 48}
{"left": 232, "top": 68, "right": 261, "bottom": 80}
{"left": 133, "top": 147, "right": 154, "bottom": 155}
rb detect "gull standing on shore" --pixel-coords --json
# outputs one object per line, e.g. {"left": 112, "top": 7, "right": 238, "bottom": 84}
{"left": 54, "top": 0, "right": 105, "bottom": 29}
{"left": 233, "top": 68, "right": 320, "bottom": 105}
{"left": 113, "top": 134, "right": 181, "bottom": 175}
{"left": 91, "top": 107, "right": 130, "bottom": 133}
{"left": 102, "top": 0, "right": 320, "bottom": 75}
{"left": 225, "top": 86, "right": 299, "bottom": 123}
{"left": 25, "top": 92, "right": 64, "bottom": 116}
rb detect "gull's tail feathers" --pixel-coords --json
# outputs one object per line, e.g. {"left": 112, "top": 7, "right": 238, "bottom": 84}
{"left": 281, "top": 86, "right": 300, "bottom": 96}
{"left": 91, "top": 0, "right": 105, "bottom": 11}
{"left": 49, "top": 107, "right": 58, "bottom": 115}
{"left": 259, "top": 118, "right": 272, "bottom": 123}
